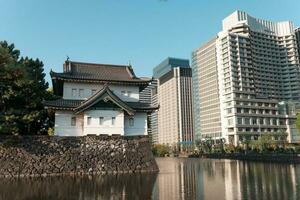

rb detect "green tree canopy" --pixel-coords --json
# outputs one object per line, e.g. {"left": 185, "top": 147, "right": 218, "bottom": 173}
{"left": 0, "top": 41, "right": 53, "bottom": 135}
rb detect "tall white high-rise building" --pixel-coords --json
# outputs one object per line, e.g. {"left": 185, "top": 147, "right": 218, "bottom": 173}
{"left": 192, "top": 11, "right": 300, "bottom": 145}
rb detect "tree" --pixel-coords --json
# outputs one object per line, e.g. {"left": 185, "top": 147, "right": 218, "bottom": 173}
{"left": 152, "top": 144, "right": 170, "bottom": 157}
{"left": 296, "top": 113, "right": 300, "bottom": 134}
{"left": 0, "top": 41, "right": 53, "bottom": 135}
{"left": 249, "top": 133, "right": 276, "bottom": 153}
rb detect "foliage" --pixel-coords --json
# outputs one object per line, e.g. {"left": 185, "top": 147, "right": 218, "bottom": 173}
{"left": 293, "top": 145, "right": 300, "bottom": 154}
{"left": 0, "top": 41, "right": 54, "bottom": 135}
{"left": 224, "top": 144, "right": 235, "bottom": 153}
{"left": 249, "top": 134, "right": 277, "bottom": 153}
{"left": 47, "top": 127, "right": 54, "bottom": 136}
{"left": 197, "top": 138, "right": 214, "bottom": 153}
{"left": 152, "top": 144, "right": 170, "bottom": 157}
{"left": 296, "top": 113, "right": 300, "bottom": 134}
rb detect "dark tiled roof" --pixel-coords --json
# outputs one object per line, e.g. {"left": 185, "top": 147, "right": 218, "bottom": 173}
{"left": 51, "top": 60, "right": 151, "bottom": 84}
{"left": 44, "top": 99, "right": 83, "bottom": 109}
{"left": 125, "top": 102, "right": 158, "bottom": 111}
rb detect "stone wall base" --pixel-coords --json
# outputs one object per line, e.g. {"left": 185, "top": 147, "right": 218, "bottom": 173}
{"left": 0, "top": 135, "right": 158, "bottom": 178}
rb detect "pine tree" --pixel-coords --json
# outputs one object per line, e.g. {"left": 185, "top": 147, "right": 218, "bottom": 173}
{"left": 0, "top": 41, "right": 53, "bottom": 135}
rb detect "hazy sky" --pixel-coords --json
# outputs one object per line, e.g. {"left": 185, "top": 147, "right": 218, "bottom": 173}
{"left": 1, "top": 0, "right": 300, "bottom": 85}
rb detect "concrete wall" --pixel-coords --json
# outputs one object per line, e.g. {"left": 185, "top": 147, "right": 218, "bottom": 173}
{"left": 63, "top": 82, "right": 139, "bottom": 102}
{"left": 0, "top": 135, "right": 158, "bottom": 177}
{"left": 124, "top": 113, "right": 148, "bottom": 136}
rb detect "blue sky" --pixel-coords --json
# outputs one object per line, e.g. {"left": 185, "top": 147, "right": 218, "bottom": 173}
{"left": 1, "top": 0, "right": 300, "bottom": 85}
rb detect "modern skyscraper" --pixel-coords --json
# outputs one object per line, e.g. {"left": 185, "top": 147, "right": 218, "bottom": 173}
{"left": 192, "top": 38, "right": 222, "bottom": 141}
{"left": 153, "top": 58, "right": 194, "bottom": 147}
{"left": 192, "top": 11, "right": 300, "bottom": 145}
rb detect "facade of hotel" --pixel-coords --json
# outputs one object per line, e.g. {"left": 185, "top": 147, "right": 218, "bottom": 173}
{"left": 192, "top": 11, "right": 300, "bottom": 145}
{"left": 153, "top": 58, "right": 194, "bottom": 146}
{"left": 44, "top": 60, "right": 157, "bottom": 136}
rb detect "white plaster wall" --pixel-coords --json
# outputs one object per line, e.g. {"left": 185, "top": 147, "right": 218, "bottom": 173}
{"left": 54, "top": 111, "right": 83, "bottom": 136}
{"left": 83, "top": 110, "right": 124, "bottom": 135}
{"left": 63, "top": 82, "right": 139, "bottom": 102}
{"left": 124, "top": 112, "right": 148, "bottom": 136}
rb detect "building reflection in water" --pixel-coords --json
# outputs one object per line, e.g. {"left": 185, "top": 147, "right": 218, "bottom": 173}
{"left": 154, "top": 158, "right": 300, "bottom": 200}
{"left": 1, "top": 159, "right": 300, "bottom": 200}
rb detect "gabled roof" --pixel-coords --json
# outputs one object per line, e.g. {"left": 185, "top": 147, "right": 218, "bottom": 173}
{"left": 51, "top": 60, "right": 151, "bottom": 84}
{"left": 44, "top": 86, "right": 158, "bottom": 114}
{"left": 73, "top": 85, "right": 135, "bottom": 115}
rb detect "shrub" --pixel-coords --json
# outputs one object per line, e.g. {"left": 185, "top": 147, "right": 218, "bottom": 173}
{"left": 224, "top": 144, "right": 236, "bottom": 153}
{"left": 152, "top": 144, "right": 170, "bottom": 157}
{"left": 47, "top": 127, "right": 54, "bottom": 136}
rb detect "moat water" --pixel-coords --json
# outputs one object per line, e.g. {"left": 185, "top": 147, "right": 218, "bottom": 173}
{"left": 1, "top": 158, "right": 300, "bottom": 200}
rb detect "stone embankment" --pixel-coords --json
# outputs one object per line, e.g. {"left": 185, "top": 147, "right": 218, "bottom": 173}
{"left": 0, "top": 135, "right": 158, "bottom": 177}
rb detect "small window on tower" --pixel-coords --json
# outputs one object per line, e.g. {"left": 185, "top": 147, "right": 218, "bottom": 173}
{"left": 71, "top": 117, "right": 76, "bottom": 126}
{"left": 72, "top": 89, "right": 77, "bottom": 97}
{"left": 87, "top": 117, "right": 91, "bottom": 125}
{"left": 112, "top": 117, "right": 116, "bottom": 125}
{"left": 129, "top": 118, "right": 134, "bottom": 127}
{"left": 99, "top": 117, "right": 104, "bottom": 125}
{"left": 79, "top": 89, "right": 84, "bottom": 97}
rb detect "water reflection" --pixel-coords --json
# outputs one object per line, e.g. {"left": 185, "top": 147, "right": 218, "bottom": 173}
{"left": 154, "top": 158, "right": 300, "bottom": 200}
{"left": 1, "top": 158, "right": 300, "bottom": 200}
{"left": 0, "top": 173, "right": 157, "bottom": 200}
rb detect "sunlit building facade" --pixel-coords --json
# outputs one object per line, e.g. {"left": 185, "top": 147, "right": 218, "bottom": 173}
{"left": 192, "top": 11, "right": 300, "bottom": 145}
{"left": 154, "top": 58, "right": 194, "bottom": 147}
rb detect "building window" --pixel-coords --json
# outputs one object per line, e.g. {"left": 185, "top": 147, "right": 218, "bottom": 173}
{"left": 129, "top": 118, "right": 134, "bottom": 127}
{"left": 244, "top": 117, "right": 250, "bottom": 125}
{"left": 99, "top": 117, "right": 104, "bottom": 125}
{"left": 72, "top": 89, "right": 77, "bottom": 97}
{"left": 87, "top": 117, "right": 91, "bottom": 125}
{"left": 71, "top": 117, "right": 76, "bottom": 126}
{"left": 227, "top": 108, "right": 232, "bottom": 114}
{"left": 79, "top": 89, "right": 84, "bottom": 97}
{"left": 91, "top": 89, "right": 97, "bottom": 95}
{"left": 237, "top": 117, "right": 242, "bottom": 125}
{"left": 112, "top": 117, "right": 116, "bottom": 125}
{"left": 227, "top": 118, "right": 233, "bottom": 126}
{"left": 259, "top": 118, "right": 264, "bottom": 125}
